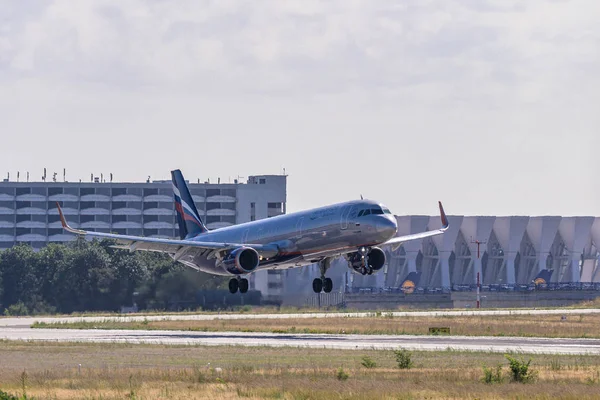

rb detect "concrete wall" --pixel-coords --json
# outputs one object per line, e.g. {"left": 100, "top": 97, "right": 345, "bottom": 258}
{"left": 343, "top": 293, "right": 453, "bottom": 310}
{"left": 451, "top": 291, "right": 600, "bottom": 309}
{"left": 338, "top": 291, "right": 600, "bottom": 310}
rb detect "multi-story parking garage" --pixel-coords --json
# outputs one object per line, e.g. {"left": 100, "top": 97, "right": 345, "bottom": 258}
{"left": 280, "top": 215, "right": 600, "bottom": 303}
{"left": 0, "top": 175, "right": 286, "bottom": 249}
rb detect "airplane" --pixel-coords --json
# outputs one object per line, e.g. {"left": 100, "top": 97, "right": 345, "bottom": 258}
{"left": 57, "top": 169, "right": 449, "bottom": 294}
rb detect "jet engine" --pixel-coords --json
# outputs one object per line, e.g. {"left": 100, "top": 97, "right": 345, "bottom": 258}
{"left": 345, "top": 247, "right": 386, "bottom": 274}
{"left": 218, "top": 247, "right": 260, "bottom": 275}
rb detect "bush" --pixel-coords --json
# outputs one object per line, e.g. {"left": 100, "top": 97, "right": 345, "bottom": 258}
{"left": 482, "top": 364, "right": 504, "bottom": 384}
{"left": 505, "top": 355, "right": 537, "bottom": 383}
{"left": 239, "top": 305, "right": 252, "bottom": 313}
{"left": 336, "top": 367, "right": 349, "bottom": 381}
{"left": 30, "top": 300, "right": 56, "bottom": 316}
{"left": 0, "top": 390, "right": 19, "bottom": 400}
{"left": 3, "top": 302, "right": 29, "bottom": 316}
{"left": 361, "top": 356, "right": 377, "bottom": 369}
{"left": 394, "top": 348, "right": 413, "bottom": 369}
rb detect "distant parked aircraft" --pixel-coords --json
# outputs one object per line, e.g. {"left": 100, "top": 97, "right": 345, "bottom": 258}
{"left": 58, "top": 170, "right": 449, "bottom": 294}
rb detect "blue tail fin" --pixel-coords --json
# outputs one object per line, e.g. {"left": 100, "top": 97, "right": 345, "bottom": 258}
{"left": 171, "top": 169, "right": 208, "bottom": 239}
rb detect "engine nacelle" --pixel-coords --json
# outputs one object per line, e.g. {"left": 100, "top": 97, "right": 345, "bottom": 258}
{"left": 218, "top": 247, "right": 260, "bottom": 275}
{"left": 367, "top": 247, "right": 386, "bottom": 272}
{"left": 345, "top": 247, "right": 386, "bottom": 274}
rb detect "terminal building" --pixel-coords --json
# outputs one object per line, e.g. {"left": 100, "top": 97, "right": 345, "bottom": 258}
{"left": 279, "top": 215, "right": 600, "bottom": 304}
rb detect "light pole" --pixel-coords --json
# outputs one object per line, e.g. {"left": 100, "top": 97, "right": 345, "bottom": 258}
{"left": 471, "top": 239, "right": 487, "bottom": 309}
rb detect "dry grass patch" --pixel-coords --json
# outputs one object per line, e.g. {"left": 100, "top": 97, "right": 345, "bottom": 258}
{"left": 1, "top": 342, "right": 600, "bottom": 399}
{"left": 34, "top": 312, "right": 600, "bottom": 338}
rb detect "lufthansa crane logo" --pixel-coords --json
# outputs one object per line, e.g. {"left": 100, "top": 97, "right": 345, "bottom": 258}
{"left": 402, "top": 280, "right": 415, "bottom": 294}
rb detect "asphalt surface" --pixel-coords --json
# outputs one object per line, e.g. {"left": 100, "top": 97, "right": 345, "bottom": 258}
{"left": 1, "top": 307, "right": 599, "bottom": 328}
{"left": 0, "top": 308, "right": 599, "bottom": 355}
{"left": 1, "top": 327, "right": 599, "bottom": 355}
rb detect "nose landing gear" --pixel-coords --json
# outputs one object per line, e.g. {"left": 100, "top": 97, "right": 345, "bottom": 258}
{"left": 312, "top": 258, "right": 333, "bottom": 293}
{"left": 229, "top": 277, "right": 249, "bottom": 294}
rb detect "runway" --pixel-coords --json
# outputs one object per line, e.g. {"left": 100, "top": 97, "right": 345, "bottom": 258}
{"left": 1, "top": 327, "right": 599, "bottom": 355}
{"left": 1, "top": 308, "right": 599, "bottom": 355}
{"left": 1, "top": 307, "right": 599, "bottom": 328}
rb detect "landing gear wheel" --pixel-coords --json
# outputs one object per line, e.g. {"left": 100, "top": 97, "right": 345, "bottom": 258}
{"left": 228, "top": 278, "right": 239, "bottom": 294}
{"left": 312, "top": 278, "right": 323, "bottom": 293}
{"left": 239, "top": 278, "right": 249, "bottom": 294}
{"left": 323, "top": 277, "right": 333, "bottom": 293}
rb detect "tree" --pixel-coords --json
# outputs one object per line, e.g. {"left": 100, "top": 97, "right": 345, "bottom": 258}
{"left": 0, "top": 239, "right": 232, "bottom": 314}
{"left": 35, "top": 243, "right": 71, "bottom": 306}
{"left": 101, "top": 240, "right": 149, "bottom": 308}
{"left": 53, "top": 240, "right": 112, "bottom": 312}
{"left": 0, "top": 244, "right": 39, "bottom": 310}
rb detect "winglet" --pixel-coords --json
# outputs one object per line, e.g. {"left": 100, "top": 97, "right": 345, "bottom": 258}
{"left": 56, "top": 202, "right": 86, "bottom": 235}
{"left": 438, "top": 201, "right": 449, "bottom": 230}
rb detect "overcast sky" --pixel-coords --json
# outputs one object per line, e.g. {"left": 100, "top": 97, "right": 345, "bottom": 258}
{"left": 1, "top": 0, "right": 598, "bottom": 216}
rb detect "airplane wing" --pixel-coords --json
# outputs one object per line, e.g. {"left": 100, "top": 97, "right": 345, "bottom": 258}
{"left": 382, "top": 201, "right": 449, "bottom": 247}
{"left": 56, "top": 203, "right": 279, "bottom": 258}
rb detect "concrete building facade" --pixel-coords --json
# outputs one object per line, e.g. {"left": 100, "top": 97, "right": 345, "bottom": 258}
{"left": 0, "top": 175, "right": 286, "bottom": 249}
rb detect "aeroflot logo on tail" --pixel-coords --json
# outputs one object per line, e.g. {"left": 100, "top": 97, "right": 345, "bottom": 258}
{"left": 172, "top": 183, "right": 203, "bottom": 227}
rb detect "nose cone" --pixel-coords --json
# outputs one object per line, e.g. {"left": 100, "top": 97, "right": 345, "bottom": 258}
{"left": 377, "top": 216, "right": 398, "bottom": 238}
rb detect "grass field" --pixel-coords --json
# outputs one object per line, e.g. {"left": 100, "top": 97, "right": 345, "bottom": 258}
{"left": 1, "top": 341, "right": 600, "bottom": 399}
{"left": 32, "top": 312, "right": 600, "bottom": 338}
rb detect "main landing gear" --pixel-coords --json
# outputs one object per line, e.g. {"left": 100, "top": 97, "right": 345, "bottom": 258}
{"left": 312, "top": 277, "right": 333, "bottom": 293}
{"left": 312, "top": 258, "right": 333, "bottom": 293}
{"left": 229, "top": 277, "right": 249, "bottom": 294}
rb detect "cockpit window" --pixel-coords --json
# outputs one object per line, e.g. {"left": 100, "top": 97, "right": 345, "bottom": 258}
{"left": 357, "top": 206, "right": 391, "bottom": 217}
